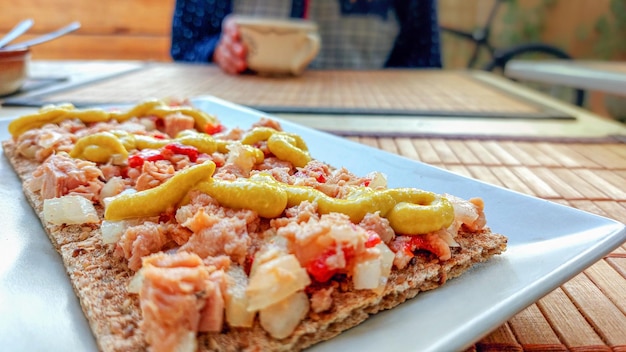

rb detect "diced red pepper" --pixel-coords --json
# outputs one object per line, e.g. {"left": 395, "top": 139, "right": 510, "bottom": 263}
{"left": 204, "top": 123, "right": 225, "bottom": 135}
{"left": 127, "top": 149, "right": 165, "bottom": 168}
{"left": 306, "top": 249, "right": 339, "bottom": 283}
{"left": 365, "top": 233, "right": 382, "bottom": 248}
{"left": 363, "top": 179, "right": 371, "bottom": 187}
{"left": 158, "top": 213, "right": 173, "bottom": 223}
{"left": 120, "top": 166, "right": 130, "bottom": 179}
{"left": 306, "top": 246, "right": 355, "bottom": 283}
{"left": 244, "top": 254, "right": 255, "bottom": 276}
{"left": 164, "top": 143, "right": 199, "bottom": 162}
{"left": 316, "top": 173, "right": 326, "bottom": 183}
{"left": 403, "top": 236, "right": 438, "bottom": 256}
{"left": 150, "top": 115, "right": 165, "bottom": 130}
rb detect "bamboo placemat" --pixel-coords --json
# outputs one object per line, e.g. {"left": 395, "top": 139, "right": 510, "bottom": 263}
{"left": 351, "top": 136, "right": 626, "bottom": 351}
{"left": 6, "top": 64, "right": 572, "bottom": 120}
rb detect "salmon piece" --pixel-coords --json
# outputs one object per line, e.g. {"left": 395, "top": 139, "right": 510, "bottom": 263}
{"left": 251, "top": 117, "right": 283, "bottom": 131}
{"left": 198, "top": 270, "right": 226, "bottom": 332}
{"left": 213, "top": 126, "right": 244, "bottom": 141}
{"left": 271, "top": 201, "right": 319, "bottom": 229}
{"left": 359, "top": 212, "right": 395, "bottom": 244}
{"left": 164, "top": 112, "right": 195, "bottom": 138}
{"left": 28, "top": 153, "right": 104, "bottom": 202}
{"left": 140, "top": 252, "right": 209, "bottom": 352}
{"left": 254, "top": 160, "right": 293, "bottom": 182}
{"left": 310, "top": 287, "right": 334, "bottom": 313}
{"left": 177, "top": 193, "right": 259, "bottom": 265}
{"left": 119, "top": 222, "right": 173, "bottom": 271}
{"left": 135, "top": 160, "right": 175, "bottom": 191}
{"left": 15, "top": 122, "right": 80, "bottom": 161}
{"left": 100, "top": 164, "right": 122, "bottom": 180}
{"left": 180, "top": 216, "right": 252, "bottom": 265}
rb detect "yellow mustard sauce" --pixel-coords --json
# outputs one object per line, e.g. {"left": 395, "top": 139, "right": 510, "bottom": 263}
{"left": 13, "top": 99, "right": 454, "bottom": 235}
{"left": 8, "top": 98, "right": 219, "bottom": 139}
{"left": 105, "top": 167, "right": 454, "bottom": 235}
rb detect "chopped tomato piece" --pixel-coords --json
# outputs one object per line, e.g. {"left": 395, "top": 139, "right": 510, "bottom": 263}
{"left": 306, "top": 246, "right": 355, "bottom": 283}
{"left": 403, "top": 236, "right": 438, "bottom": 256}
{"left": 365, "top": 233, "right": 382, "bottom": 248}
{"left": 204, "top": 123, "right": 225, "bottom": 135}
{"left": 164, "top": 143, "right": 198, "bottom": 162}
{"left": 128, "top": 149, "right": 165, "bottom": 168}
{"left": 307, "top": 250, "right": 339, "bottom": 283}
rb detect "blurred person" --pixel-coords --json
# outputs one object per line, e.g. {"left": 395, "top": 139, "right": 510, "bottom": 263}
{"left": 171, "top": 0, "right": 442, "bottom": 74}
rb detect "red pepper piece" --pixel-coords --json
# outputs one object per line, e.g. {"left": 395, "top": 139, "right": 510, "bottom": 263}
{"left": 204, "top": 123, "right": 225, "bottom": 135}
{"left": 403, "top": 235, "right": 440, "bottom": 257}
{"left": 365, "top": 233, "right": 382, "bottom": 248}
{"left": 306, "top": 249, "right": 339, "bottom": 283}
{"left": 164, "top": 143, "right": 199, "bottom": 162}
{"left": 306, "top": 245, "right": 355, "bottom": 283}
{"left": 127, "top": 149, "right": 165, "bottom": 168}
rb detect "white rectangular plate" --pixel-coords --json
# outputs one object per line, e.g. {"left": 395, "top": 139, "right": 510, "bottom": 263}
{"left": 1, "top": 96, "right": 624, "bottom": 352}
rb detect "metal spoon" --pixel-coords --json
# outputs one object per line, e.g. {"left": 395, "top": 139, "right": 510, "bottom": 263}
{"left": 0, "top": 19, "right": 34, "bottom": 48}
{"left": 3, "top": 21, "right": 81, "bottom": 50}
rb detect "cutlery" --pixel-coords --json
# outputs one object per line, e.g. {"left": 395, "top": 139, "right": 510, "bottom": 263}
{"left": 3, "top": 21, "right": 80, "bottom": 50}
{"left": 0, "top": 19, "right": 34, "bottom": 48}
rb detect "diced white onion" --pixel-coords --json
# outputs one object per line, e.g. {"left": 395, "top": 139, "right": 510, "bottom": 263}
{"left": 43, "top": 196, "right": 99, "bottom": 225}
{"left": 127, "top": 269, "right": 144, "bottom": 294}
{"left": 377, "top": 243, "right": 395, "bottom": 282}
{"left": 101, "top": 220, "right": 127, "bottom": 244}
{"left": 99, "top": 177, "right": 126, "bottom": 202}
{"left": 353, "top": 243, "right": 395, "bottom": 291}
{"left": 353, "top": 257, "right": 382, "bottom": 290}
{"left": 225, "top": 267, "right": 256, "bottom": 327}
{"left": 246, "top": 254, "right": 311, "bottom": 312}
{"left": 259, "top": 291, "right": 309, "bottom": 339}
{"left": 328, "top": 224, "right": 360, "bottom": 248}
{"left": 138, "top": 118, "right": 157, "bottom": 131}
{"left": 110, "top": 154, "right": 127, "bottom": 166}
{"left": 226, "top": 142, "right": 257, "bottom": 175}
{"left": 174, "top": 331, "right": 197, "bottom": 352}
{"left": 366, "top": 171, "right": 388, "bottom": 189}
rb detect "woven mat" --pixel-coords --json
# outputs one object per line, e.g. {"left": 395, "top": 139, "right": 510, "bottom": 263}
{"left": 6, "top": 64, "right": 572, "bottom": 119}
{"left": 1, "top": 77, "right": 67, "bottom": 98}
{"left": 353, "top": 136, "right": 626, "bottom": 351}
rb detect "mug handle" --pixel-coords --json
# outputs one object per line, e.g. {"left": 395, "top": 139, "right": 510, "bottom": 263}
{"left": 291, "top": 32, "right": 320, "bottom": 75}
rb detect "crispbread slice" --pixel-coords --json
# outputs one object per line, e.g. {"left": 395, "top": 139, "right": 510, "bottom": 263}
{"left": 3, "top": 140, "right": 507, "bottom": 352}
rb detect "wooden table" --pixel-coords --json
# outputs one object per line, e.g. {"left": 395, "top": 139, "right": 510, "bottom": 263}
{"left": 1, "top": 61, "right": 625, "bottom": 351}
{"left": 505, "top": 60, "right": 626, "bottom": 97}
{"left": 355, "top": 135, "right": 626, "bottom": 352}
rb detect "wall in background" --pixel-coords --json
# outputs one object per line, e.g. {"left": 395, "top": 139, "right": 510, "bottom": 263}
{"left": 0, "top": 0, "right": 173, "bottom": 61}
{"left": 438, "top": 0, "right": 624, "bottom": 69}
{"left": 438, "top": 0, "right": 625, "bottom": 119}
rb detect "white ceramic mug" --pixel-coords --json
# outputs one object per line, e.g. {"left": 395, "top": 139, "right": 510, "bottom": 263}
{"left": 229, "top": 15, "right": 321, "bottom": 76}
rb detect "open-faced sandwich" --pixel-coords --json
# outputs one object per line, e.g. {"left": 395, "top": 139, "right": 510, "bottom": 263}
{"left": 2, "top": 99, "right": 507, "bottom": 351}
